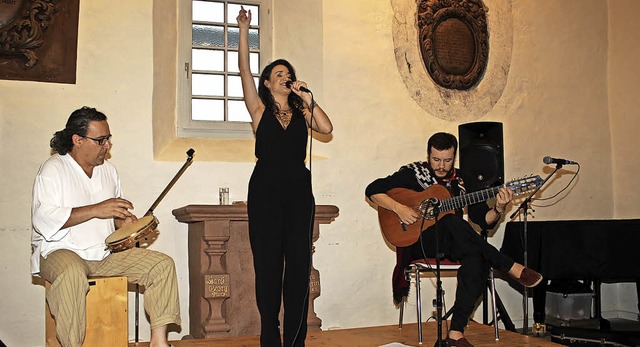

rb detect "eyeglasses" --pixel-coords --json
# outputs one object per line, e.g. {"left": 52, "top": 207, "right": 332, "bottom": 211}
{"left": 81, "top": 134, "right": 112, "bottom": 146}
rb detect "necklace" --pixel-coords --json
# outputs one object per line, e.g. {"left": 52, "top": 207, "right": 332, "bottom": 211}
{"left": 275, "top": 108, "right": 293, "bottom": 129}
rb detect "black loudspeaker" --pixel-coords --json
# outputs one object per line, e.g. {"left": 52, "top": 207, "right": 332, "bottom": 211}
{"left": 458, "top": 122, "right": 504, "bottom": 191}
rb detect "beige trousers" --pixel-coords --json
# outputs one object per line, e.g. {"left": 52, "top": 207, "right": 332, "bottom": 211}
{"left": 39, "top": 248, "right": 181, "bottom": 347}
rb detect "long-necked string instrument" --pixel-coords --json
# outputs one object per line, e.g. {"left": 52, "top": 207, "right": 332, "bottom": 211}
{"left": 104, "top": 148, "right": 194, "bottom": 346}
{"left": 105, "top": 148, "right": 195, "bottom": 252}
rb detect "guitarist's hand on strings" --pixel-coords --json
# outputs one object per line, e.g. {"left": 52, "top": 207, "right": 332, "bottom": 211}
{"left": 496, "top": 187, "right": 514, "bottom": 210}
{"left": 370, "top": 193, "right": 419, "bottom": 225}
{"left": 487, "top": 187, "right": 513, "bottom": 223}
{"left": 394, "top": 203, "right": 419, "bottom": 225}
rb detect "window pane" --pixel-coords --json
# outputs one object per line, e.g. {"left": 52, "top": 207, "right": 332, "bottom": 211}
{"left": 192, "top": 49, "right": 224, "bottom": 71}
{"left": 228, "top": 28, "right": 258, "bottom": 49}
{"left": 227, "top": 4, "right": 259, "bottom": 25}
{"left": 227, "top": 76, "right": 259, "bottom": 97}
{"left": 228, "top": 76, "right": 242, "bottom": 97}
{"left": 192, "top": 99, "right": 224, "bottom": 121}
{"left": 227, "top": 51, "right": 258, "bottom": 74}
{"left": 192, "top": 73, "right": 224, "bottom": 96}
{"left": 227, "top": 27, "right": 239, "bottom": 48}
{"left": 193, "top": 1, "right": 224, "bottom": 22}
{"left": 228, "top": 100, "right": 252, "bottom": 122}
{"left": 227, "top": 52, "right": 238, "bottom": 73}
{"left": 248, "top": 29, "right": 259, "bottom": 49}
{"left": 193, "top": 25, "right": 224, "bottom": 47}
{"left": 250, "top": 52, "right": 259, "bottom": 73}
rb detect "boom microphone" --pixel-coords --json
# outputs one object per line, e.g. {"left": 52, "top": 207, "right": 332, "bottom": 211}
{"left": 285, "top": 80, "right": 311, "bottom": 93}
{"left": 543, "top": 156, "right": 578, "bottom": 165}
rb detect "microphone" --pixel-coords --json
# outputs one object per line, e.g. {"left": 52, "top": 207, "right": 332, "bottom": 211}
{"left": 285, "top": 80, "right": 311, "bottom": 93}
{"left": 543, "top": 156, "right": 578, "bottom": 165}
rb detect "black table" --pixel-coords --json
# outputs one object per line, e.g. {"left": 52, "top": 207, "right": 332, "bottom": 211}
{"left": 501, "top": 219, "right": 640, "bottom": 327}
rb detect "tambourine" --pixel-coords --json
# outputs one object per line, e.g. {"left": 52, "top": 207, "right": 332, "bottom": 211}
{"left": 103, "top": 149, "right": 194, "bottom": 252}
{"left": 105, "top": 215, "right": 159, "bottom": 252}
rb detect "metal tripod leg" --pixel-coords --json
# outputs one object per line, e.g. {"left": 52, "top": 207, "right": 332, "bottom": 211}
{"left": 480, "top": 230, "right": 516, "bottom": 335}
{"left": 415, "top": 266, "right": 423, "bottom": 344}
{"left": 483, "top": 268, "right": 517, "bottom": 334}
{"left": 490, "top": 269, "right": 500, "bottom": 340}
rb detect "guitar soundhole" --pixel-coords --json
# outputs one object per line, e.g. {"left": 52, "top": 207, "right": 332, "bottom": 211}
{"left": 419, "top": 198, "right": 440, "bottom": 220}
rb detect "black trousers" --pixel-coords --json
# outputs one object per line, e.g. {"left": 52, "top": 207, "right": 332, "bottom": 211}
{"left": 248, "top": 164, "right": 314, "bottom": 347}
{"left": 410, "top": 214, "right": 515, "bottom": 332}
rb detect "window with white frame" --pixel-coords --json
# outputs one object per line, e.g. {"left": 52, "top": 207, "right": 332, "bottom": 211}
{"left": 178, "top": 0, "right": 271, "bottom": 139}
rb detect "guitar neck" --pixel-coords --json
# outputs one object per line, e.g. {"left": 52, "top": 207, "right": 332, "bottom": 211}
{"left": 438, "top": 185, "right": 503, "bottom": 212}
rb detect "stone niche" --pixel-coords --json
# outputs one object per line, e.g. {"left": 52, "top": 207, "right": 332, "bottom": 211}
{"left": 391, "top": 0, "right": 514, "bottom": 121}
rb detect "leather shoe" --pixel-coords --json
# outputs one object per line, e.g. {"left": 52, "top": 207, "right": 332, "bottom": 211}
{"left": 446, "top": 337, "right": 474, "bottom": 347}
{"left": 517, "top": 267, "right": 543, "bottom": 288}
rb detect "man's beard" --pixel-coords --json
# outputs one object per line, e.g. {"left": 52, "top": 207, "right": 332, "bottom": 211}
{"left": 426, "top": 163, "right": 453, "bottom": 181}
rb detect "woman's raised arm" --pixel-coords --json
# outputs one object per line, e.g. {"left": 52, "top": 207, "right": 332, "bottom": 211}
{"left": 237, "top": 6, "right": 263, "bottom": 130}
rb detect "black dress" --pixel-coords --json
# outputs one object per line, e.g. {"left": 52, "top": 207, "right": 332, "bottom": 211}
{"left": 248, "top": 106, "right": 314, "bottom": 347}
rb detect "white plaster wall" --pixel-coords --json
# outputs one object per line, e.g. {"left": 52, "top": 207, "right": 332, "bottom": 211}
{"left": 607, "top": 0, "right": 640, "bottom": 316}
{"left": 610, "top": 0, "right": 640, "bottom": 219}
{"left": 0, "top": 0, "right": 637, "bottom": 345}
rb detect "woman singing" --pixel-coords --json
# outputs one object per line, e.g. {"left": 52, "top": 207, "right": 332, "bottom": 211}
{"left": 237, "top": 6, "right": 333, "bottom": 347}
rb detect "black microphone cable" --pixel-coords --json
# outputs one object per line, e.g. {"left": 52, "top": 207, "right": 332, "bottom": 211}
{"left": 534, "top": 163, "right": 581, "bottom": 202}
{"left": 290, "top": 89, "right": 316, "bottom": 347}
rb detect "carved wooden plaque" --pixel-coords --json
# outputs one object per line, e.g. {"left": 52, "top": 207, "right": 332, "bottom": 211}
{"left": 0, "top": 0, "right": 79, "bottom": 83}
{"left": 417, "top": 0, "right": 489, "bottom": 90}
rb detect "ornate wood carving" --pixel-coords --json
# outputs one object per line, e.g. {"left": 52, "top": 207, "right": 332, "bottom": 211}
{"left": 0, "top": 0, "right": 57, "bottom": 67}
{"left": 417, "top": 0, "right": 489, "bottom": 90}
{"left": 0, "top": 0, "right": 78, "bottom": 83}
{"left": 172, "top": 204, "right": 339, "bottom": 339}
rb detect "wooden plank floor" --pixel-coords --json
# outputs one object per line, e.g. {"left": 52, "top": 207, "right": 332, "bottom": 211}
{"left": 129, "top": 321, "right": 563, "bottom": 347}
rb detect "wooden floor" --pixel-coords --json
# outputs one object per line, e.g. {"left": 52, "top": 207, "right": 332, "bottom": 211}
{"left": 129, "top": 321, "right": 563, "bottom": 347}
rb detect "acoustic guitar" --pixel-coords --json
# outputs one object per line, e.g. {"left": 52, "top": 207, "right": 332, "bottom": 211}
{"left": 377, "top": 176, "right": 543, "bottom": 247}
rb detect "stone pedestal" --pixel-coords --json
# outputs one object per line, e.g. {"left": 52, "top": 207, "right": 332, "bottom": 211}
{"left": 172, "top": 204, "right": 339, "bottom": 339}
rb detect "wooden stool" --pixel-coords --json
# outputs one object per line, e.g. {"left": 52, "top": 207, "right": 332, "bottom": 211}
{"left": 45, "top": 277, "right": 128, "bottom": 347}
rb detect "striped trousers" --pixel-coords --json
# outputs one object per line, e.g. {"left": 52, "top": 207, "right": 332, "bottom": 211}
{"left": 39, "top": 248, "right": 181, "bottom": 347}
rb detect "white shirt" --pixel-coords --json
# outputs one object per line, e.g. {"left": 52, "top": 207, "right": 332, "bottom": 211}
{"left": 31, "top": 153, "right": 123, "bottom": 274}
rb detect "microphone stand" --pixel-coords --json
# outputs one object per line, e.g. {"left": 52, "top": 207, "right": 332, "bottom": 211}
{"left": 509, "top": 163, "right": 562, "bottom": 335}
{"left": 432, "top": 209, "right": 446, "bottom": 347}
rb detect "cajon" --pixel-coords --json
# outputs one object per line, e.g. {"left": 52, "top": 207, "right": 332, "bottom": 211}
{"left": 45, "top": 276, "right": 128, "bottom": 346}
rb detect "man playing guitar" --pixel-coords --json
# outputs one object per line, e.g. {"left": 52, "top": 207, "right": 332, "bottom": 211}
{"left": 365, "top": 132, "right": 542, "bottom": 347}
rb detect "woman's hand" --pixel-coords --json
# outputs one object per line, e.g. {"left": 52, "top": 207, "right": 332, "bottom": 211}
{"left": 288, "top": 80, "right": 313, "bottom": 104}
{"left": 236, "top": 6, "right": 251, "bottom": 28}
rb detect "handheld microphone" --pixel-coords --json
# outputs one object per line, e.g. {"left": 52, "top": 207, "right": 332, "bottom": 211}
{"left": 543, "top": 156, "right": 578, "bottom": 165}
{"left": 285, "top": 80, "right": 311, "bottom": 93}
